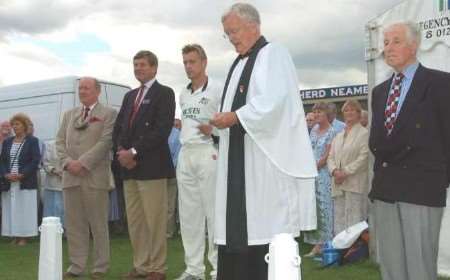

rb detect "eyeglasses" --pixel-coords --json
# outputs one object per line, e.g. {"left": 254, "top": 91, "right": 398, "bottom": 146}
{"left": 223, "top": 27, "right": 242, "bottom": 39}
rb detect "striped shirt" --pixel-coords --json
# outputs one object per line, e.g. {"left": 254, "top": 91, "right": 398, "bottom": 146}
{"left": 9, "top": 141, "right": 24, "bottom": 174}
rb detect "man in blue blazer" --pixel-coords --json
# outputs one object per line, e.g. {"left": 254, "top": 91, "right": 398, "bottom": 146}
{"left": 369, "top": 22, "right": 450, "bottom": 280}
{"left": 113, "top": 50, "right": 175, "bottom": 280}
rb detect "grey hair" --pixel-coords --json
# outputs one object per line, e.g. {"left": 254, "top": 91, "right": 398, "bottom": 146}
{"left": 384, "top": 21, "right": 421, "bottom": 47}
{"left": 327, "top": 102, "right": 337, "bottom": 114}
{"left": 222, "top": 3, "right": 260, "bottom": 25}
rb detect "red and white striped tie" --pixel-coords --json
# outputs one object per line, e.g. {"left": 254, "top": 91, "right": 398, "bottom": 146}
{"left": 129, "top": 85, "right": 145, "bottom": 126}
{"left": 384, "top": 72, "right": 404, "bottom": 135}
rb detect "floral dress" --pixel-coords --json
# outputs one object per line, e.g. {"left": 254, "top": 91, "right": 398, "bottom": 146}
{"left": 304, "top": 125, "right": 336, "bottom": 245}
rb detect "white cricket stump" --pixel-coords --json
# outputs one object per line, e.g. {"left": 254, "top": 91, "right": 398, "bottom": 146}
{"left": 38, "top": 217, "right": 64, "bottom": 280}
{"left": 265, "top": 233, "right": 302, "bottom": 280}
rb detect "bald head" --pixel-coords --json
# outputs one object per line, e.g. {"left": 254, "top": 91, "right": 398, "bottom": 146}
{"left": 78, "top": 77, "right": 101, "bottom": 107}
{"left": 306, "top": 112, "right": 316, "bottom": 129}
{"left": 0, "top": 121, "right": 12, "bottom": 138}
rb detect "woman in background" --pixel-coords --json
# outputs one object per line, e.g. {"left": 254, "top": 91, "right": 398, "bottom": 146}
{"left": 304, "top": 102, "right": 336, "bottom": 257}
{"left": 42, "top": 140, "right": 64, "bottom": 227}
{"left": 328, "top": 100, "right": 369, "bottom": 234}
{"left": 0, "top": 113, "right": 40, "bottom": 245}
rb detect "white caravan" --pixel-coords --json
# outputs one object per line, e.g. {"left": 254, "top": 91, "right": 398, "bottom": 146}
{"left": 0, "top": 76, "right": 130, "bottom": 142}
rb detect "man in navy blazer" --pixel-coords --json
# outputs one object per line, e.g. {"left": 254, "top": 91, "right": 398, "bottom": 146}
{"left": 113, "top": 50, "right": 175, "bottom": 280}
{"left": 369, "top": 22, "right": 450, "bottom": 280}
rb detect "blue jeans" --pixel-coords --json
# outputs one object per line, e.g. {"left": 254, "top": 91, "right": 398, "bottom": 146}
{"left": 43, "top": 189, "right": 64, "bottom": 227}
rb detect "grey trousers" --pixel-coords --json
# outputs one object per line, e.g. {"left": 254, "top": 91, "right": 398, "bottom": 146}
{"left": 373, "top": 200, "right": 443, "bottom": 280}
{"left": 334, "top": 191, "right": 368, "bottom": 235}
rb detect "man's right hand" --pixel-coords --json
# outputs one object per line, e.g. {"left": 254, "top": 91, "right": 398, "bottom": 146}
{"left": 198, "top": 124, "right": 213, "bottom": 136}
{"left": 117, "top": 149, "right": 137, "bottom": 169}
{"left": 123, "top": 159, "right": 137, "bottom": 170}
{"left": 333, "top": 169, "right": 347, "bottom": 185}
{"left": 66, "top": 160, "right": 86, "bottom": 176}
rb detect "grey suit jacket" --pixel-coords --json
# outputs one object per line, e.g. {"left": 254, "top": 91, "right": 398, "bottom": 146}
{"left": 56, "top": 102, "right": 117, "bottom": 190}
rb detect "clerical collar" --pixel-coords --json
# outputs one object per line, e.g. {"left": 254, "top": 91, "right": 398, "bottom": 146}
{"left": 186, "top": 77, "right": 209, "bottom": 93}
{"left": 239, "top": 36, "right": 267, "bottom": 59}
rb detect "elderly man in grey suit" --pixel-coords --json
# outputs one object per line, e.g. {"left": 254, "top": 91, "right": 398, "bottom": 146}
{"left": 56, "top": 77, "right": 117, "bottom": 279}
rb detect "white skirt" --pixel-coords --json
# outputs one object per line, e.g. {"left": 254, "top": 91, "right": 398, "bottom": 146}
{"left": 1, "top": 182, "right": 38, "bottom": 237}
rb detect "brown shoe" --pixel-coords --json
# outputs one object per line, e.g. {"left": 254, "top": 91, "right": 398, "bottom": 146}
{"left": 121, "top": 269, "right": 149, "bottom": 279}
{"left": 63, "top": 271, "right": 81, "bottom": 279}
{"left": 16, "top": 238, "right": 27, "bottom": 246}
{"left": 147, "top": 272, "right": 166, "bottom": 280}
{"left": 90, "top": 272, "right": 106, "bottom": 279}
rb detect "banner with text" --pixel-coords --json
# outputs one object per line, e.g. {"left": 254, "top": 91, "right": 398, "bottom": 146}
{"left": 300, "top": 84, "right": 368, "bottom": 101}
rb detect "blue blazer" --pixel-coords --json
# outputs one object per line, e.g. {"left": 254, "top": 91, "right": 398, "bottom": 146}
{"left": 0, "top": 135, "right": 41, "bottom": 191}
{"left": 112, "top": 81, "right": 176, "bottom": 180}
{"left": 369, "top": 65, "right": 450, "bottom": 207}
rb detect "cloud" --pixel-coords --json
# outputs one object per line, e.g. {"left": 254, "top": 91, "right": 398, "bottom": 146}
{"left": 0, "top": 0, "right": 403, "bottom": 91}
{"left": 0, "top": 0, "right": 85, "bottom": 36}
{"left": 0, "top": 40, "right": 72, "bottom": 85}
{"left": 258, "top": 0, "right": 403, "bottom": 88}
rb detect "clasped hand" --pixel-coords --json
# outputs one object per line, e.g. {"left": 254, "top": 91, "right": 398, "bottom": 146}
{"left": 65, "top": 160, "right": 87, "bottom": 176}
{"left": 333, "top": 169, "right": 348, "bottom": 185}
{"left": 5, "top": 173, "right": 23, "bottom": 182}
{"left": 117, "top": 149, "right": 137, "bottom": 170}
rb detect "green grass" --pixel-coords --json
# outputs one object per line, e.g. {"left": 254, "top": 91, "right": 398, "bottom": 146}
{"left": 0, "top": 235, "right": 448, "bottom": 280}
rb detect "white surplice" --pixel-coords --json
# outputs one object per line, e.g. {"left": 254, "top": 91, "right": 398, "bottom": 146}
{"left": 215, "top": 42, "right": 318, "bottom": 246}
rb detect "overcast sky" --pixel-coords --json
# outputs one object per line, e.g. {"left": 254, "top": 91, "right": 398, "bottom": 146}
{"left": 0, "top": 0, "right": 403, "bottom": 92}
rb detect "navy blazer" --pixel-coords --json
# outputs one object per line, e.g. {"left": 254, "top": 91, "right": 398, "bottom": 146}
{"left": 0, "top": 135, "right": 41, "bottom": 191}
{"left": 112, "top": 80, "right": 176, "bottom": 180}
{"left": 369, "top": 65, "right": 450, "bottom": 207}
